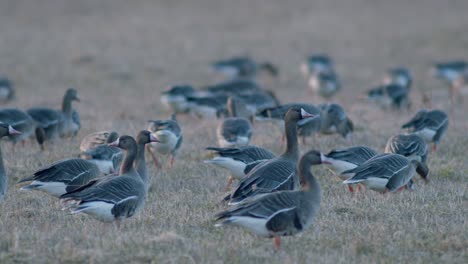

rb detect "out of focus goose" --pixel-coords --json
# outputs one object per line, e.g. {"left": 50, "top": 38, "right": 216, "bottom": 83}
{"left": 383, "top": 68, "right": 412, "bottom": 89}
{"left": 60, "top": 135, "right": 147, "bottom": 223}
{"left": 0, "top": 78, "right": 15, "bottom": 103}
{"left": 385, "top": 134, "right": 428, "bottom": 163}
{"left": 204, "top": 79, "right": 262, "bottom": 96}
{"left": 27, "top": 88, "right": 80, "bottom": 149}
{"left": 80, "top": 131, "right": 119, "bottom": 152}
{"left": 18, "top": 158, "right": 101, "bottom": 197}
{"left": 215, "top": 150, "right": 322, "bottom": 250}
{"left": 301, "top": 54, "right": 334, "bottom": 77}
{"left": 431, "top": 61, "right": 467, "bottom": 104}
{"left": 186, "top": 94, "right": 229, "bottom": 119}
{"left": 79, "top": 133, "right": 121, "bottom": 174}
{"left": 160, "top": 85, "right": 197, "bottom": 114}
{"left": 0, "top": 123, "right": 22, "bottom": 201}
{"left": 367, "top": 83, "right": 410, "bottom": 109}
{"left": 227, "top": 108, "right": 315, "bottom": 204}
{"left": 0, "top": 108, "right": 34, "bottom": 147}
{"left": 318, "top": 103, "right": 354, "bottom": 139}
{"left": 321, "top": 146, "right": 379, "bottom": 192}
{"left": 212, "top": 56, "right": 278, "bottom": 80}
{"left": 401, "top": 109, "right": 448, "bottom": 151}
{"left": 343, "top": 154, "right": 429, "bottom": 193}
{"left": 308, "top": 71, "right": 341, "bottom": 99}
{"left": 204, "top": 145, "right": 276, "bottom": 190}
{"left": 217, "top": 97, "right": 252, "bottom": 147}
{"left": 147, "top": 114, "right": 183, "bottom": 168}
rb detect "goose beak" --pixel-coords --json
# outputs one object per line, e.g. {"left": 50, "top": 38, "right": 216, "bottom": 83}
{"left": 108, "top": 138, "right": 120, "bottom": 147}
{"left": 149, "top": 133, "right": 160, "bottom": 143}
{"left": 8, "top": 126, "right": 21, "bottom": 135}
{"left": 300, "top": 108, "right": 314, "bottom": 119}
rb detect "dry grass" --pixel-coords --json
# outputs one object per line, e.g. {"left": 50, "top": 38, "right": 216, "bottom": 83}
{"left": 0, "top": 0, "right": 467, "bottom": 263}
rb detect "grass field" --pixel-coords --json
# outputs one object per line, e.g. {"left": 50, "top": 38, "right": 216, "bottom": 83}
{"left": 0, "top": 0, "right": 467, "bottom": 263}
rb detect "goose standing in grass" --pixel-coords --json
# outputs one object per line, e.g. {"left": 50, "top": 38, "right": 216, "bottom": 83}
{"left": 318, "top": 103, "right": 354, "bottom": 139}
{"left": 308, "top": 71, "right": 341, "bottom": 99}
{"left": 79, "top": 132, "right": 121, "bottom": 174}
{"left": 401, "top": 109, "right": 448, "bottom": 152}
{"left": 343, "top": 154, "right": 429, "bottom": 193}
{"left": 160, "top": 85, "right": 197, "bottom": 114}
{"left": 80, "top": 131, "right": 119, "bottom": 152}
{"left": 301, "top": 54, "right": 334, "bottom": 77}
{"left": 385, "top": 133, "right": 428, "bottom": 163}
{"left": 147, "top": 114, "right": 183, "bottom": 169}
{"left": 320, "top": 146, "right": 379, "bottom": 192}
{"left": 383, "top": 68, "right": 412, "bottom": 89}
{"left": 186, "top": 94, "right": 229, "bottom": 119}
{"left": 217, "top": 97, "right": 252, "bottom": 147}
{"left": 60, "top": 135, "right": 147, "bottom": 224}
{"left": 0, "top": 78, "right": 15, "bottom": 103}
{"left": 0, "top": 108, "right": 34, "bottom": 149}
{"left": 204, "top": 145, "right": 276, "bottom": 190}
{"left": 27, "top": 88, "right": 80, "bottom": 149}
{"left": 368, "top": 83, "right": 410, "bottom": 109}
{"left": 215, "top": 150, "right": 322, "bottom": 251}
{"left": 227, "top": 108, "right": 315, "bottom": 204}
{"left": 0, "top": 123, "right": 22, "bottom": 201}
{"left": 212, "top": 56, "right": 278, "bottom": 80}
{"left": 431, "top": 60, "right": 467, "bottom": 104}
{"left": 134, "top": 130, "right": 159, "bottom": 192}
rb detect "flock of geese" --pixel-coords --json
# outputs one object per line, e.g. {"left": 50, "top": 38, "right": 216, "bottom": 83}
{"left": 0, "top": 54, "right": 461, "bottom": 250}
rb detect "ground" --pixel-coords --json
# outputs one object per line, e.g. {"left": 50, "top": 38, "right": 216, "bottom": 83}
{"left": 0, "top": 0, "right": 467, "bottom": 263}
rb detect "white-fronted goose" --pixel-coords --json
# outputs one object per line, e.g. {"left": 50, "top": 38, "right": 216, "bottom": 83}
{"left": 215, "top": 150, "right": 322, "bottom": 250}
{"left": 321, "top": 146, "right": 379, "bottom": 192}
{"left": 0, "top": 108, "right": 34, "bottom": 147}
{"left": 203, "top": 79, "right": 262, "bottom": 96}
{"left": 401, "top": 109, "right": 448, "bottom": 151}
{"left": 0, "top": 78, "right": 15, "bottom": 103}
{"left": 301, "top": 54, "right": 334, "bottom": 77}
{"left": 134, "top": 130, "right": 159, "bottom": 191}
{"left": 0, "top": 123, "right": 21, "bottom": 201}
{"left": 147, "top": 114, "right": 183, "bottom": 168}
{"left": 217, "top": 97, "right": 252, "bottom": 147}
{"left": 60, "top": 135, "right": 146, "bottom": 223}
{"left": 383, "top": 68, "right": 412, "bottom": 89}
{"left": 160, "top": 85, "right": 197, "bottom": 114}
{"left": 212, "top": 56, "right": 278, "bottom": 80}
{"left": 186, "top": 94, "right": 229, "bottom": 119}
{"left": 343, "top": 154, "right": 429, "bottom": 193}
{"left": 367, "top": 83, "right": 410, "bottom": 109}
{"left": 385, "top": 133, "right": 428, "bottom": 164}
{"left": 204, "top": 145, "right": 276, "bottom": 190}
{"left": 80, "top": 131, "right": 119, "bottom": 152}
{"left": 431, "top": 60, "right": 467, "bottom": 103}
{"left": 227, "top": 108, "right": 315, "bottom": 204}
{"left": 308, "top": 71, "right": 341, "bottom": 99}
{"left": 317, "top": 103, "right": 354, "bottom": 139}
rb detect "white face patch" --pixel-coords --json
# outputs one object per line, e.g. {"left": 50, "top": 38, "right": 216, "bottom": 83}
{"left": 300, "top": 108, "right": 313, "bottom": 118}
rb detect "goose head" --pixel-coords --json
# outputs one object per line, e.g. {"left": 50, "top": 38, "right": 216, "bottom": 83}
{"left": 298, "top": 150, "right": 323, "bottom": 188}
{"left": 136, "top": 130, "right": 160, "bottom": 145}
{"left": 65, "top": 88, "right": 80, "bottom": 102}
{"left": 0, "top": 123, "right": 21, "bottom": 137}
{"left": 108, "top": 135, "right": 137, "bottom": 151}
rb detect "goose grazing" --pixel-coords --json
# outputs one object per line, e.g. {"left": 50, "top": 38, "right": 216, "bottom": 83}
{"left": 217, "top": 97, "right": 252, "bottom": 147}
{"left": 204, "top": 145, "right": 276, "bottom": 190}
{"left": 401, "top": 109, "right": 448, "bottom": 152}
{"left": 0, "top": 108, "right": 34, "bottom": 148}
{"left": 215, "top": 150, "right": 322, "bottom": 251}
{"left": 212, "top": 56, "right": 278, "bottom": 80}
{"left": 383, "top": 68, "right": 412, "bottom": 89}
{"left": 160, "top": 85, "right": 197, "bottom": 114}
{"left": 0, "top": 77, "right": 15, "bottom": 103}
{"left": 27, "top": 88, "right": 80, "bottom": 149}
{"left": 320, "top": 146, "right": 379, "bottom": 192}
{"left": 301, "top": 54, "right": 334, "bottom": 77}
{"left": 318, "top": 103, "right": 354, "bottom": 139}
{"left": 308, "top": 71, "right": 341, "bottom": 99}
{"left": 79, "top": 132, "right": 121, "bottom": 174}
{"left": 227, "top": 108, "right": 315, "bottom": 204}
{"left": 367, "top": 83, "right": 410, "bottom": 110}
{"left": 60, "top": 135, "right": 147, "bottom": 224}
{"left": 80, "top": 131, "right": 119, "bottom": 152}
{"left": 0, "top": 123, "right": 22, "bottom": 201}
{"left": 147, "top": 114, "right": 183, "bottom": 168}
{"left": 343, "top": 154, "right": 429, "bottom": 193}
{"left": 18, "top": 158, "right": 101, "bottom": 197}
{"left": 385, "top": 133, "right": 428, "bottom": 164}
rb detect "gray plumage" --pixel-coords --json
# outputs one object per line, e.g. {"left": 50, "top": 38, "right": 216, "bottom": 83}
{"left": 0, "top": 123, "right": 22, "bottom": 201}
{"left": 308, "top": 71, "right": 341, "bottom": 99}
{"left": 385, "top": 134, "right": 428, "bottom": 163}
{"left": 368, "top": 84, "right": 410, "bottom": 109}
{"left": 147, "top": 115, "right": 183, "bottom": 168}
{"left": 0, "top": 108, "right": 34, "bottom": 144}
{"left": 383, "top": 68, "right": 412, "bottom": 89}
{"left": 0, "top": 78, "right": 15, "bottom": 103}
{"left": 301, "top": 54, "right": 334, "bottom": 76}
{"left": 324, "top": 146, "right": 379, "bottom": 167}
{"left": 217, "top": 97, "right": 252, "bottom": 147}
{"left": 212, "top": 56, "right": 278, "bottom": 79}
{"left": 80, "top": 131, "right": 119, "bottom": 152}
{"left": 401, "top": 109, "right": 449, "bottom": 146}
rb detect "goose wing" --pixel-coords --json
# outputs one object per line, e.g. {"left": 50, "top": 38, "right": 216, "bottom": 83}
{"left": 206, "top": 145, "right": 275, "bottom": 163}
{"left": 344, "top": 154, "right": 409, "bottom": 182}
{"left": 326, "top": 146, "right": 378, "bottom": 165}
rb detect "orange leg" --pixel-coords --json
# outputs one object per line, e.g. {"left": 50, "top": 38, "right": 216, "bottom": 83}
{"left": 168, "top": 155, "right": 175, "bottom": 169}
{"left": 431, "top": 144, "right": 437, "bottom": 152}
{"left": 146, "top": 145, "right": 161, "bottom": 169}
{"left": 397, "top": 186, "right": 405, "bottom": 192}
{"left": 273, "top": 236, "right": 281, "bottom": 251}
{"left": 357, "top": 184, "right": 362, "bottom": 192}
{"left": 347, "top": 185, "right": 354, "bottom": 193}
{"left": 225, "top": 176, "right": 233, "bottom": 191}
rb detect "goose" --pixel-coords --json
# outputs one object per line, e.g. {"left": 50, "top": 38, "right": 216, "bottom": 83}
{"left": 217, "top": 97, "right": 252, "bottom": 147}
{"left": 80, "top": 131, "right": 119, "bottom": 152}
{"left": 215, "top": 150, "right": 322, "bottom": 250}
{"left": 134, "top": 130, "right": 159, "bottom": 191}
{"left": 431, "top": 61, "right": 467, "bottom": 104}
{"left": 401, "top": 109, "right": 448, "bottom": 151}
{"left": 385, "top": 133, "right": 428, "bottom": 164}
{"left": 383, "top": 68, "right": 412, "bottom": 89}
{"left": 0, "top": 108, "right": 34, "bottom": 148}
{"left": 27, "top": 88, "right": 80, "bottom": 149}
{"left": 236, "top": 90, "right": 280, "bottom": 117}
{"left": 79, "top": 136, "right": 121, "bottom": 175}
{"left": 301, "top": 54, "right": 334, "bottom": 77}
{"left": 317, "top": 103, "right": 354, "bottom": 139}
{"left": 367, "top": 83, "right": 410, "bottom": 109}
{"left": 0, "top": 77, "right": 15, "bottom": 103}
{"left": 60, "top": 135, "right": 147, "bottom": 224}
{"left": 308, "top": 71, "right": 341, "bottom": 99}
{"left": 203, "top": 79, "right": 262, "bottom": 96}
{"left": 160, "top": 85, "right": 197, "bottom": 114}
{"left": 0, "top": 123, "right": 22, "bottom": 201}
{"left": 186, "top": 94, "right": 229, "bottom": 119}
{"left": 343, "top": 153, "right": 429, "bottom": 193}
{"left": 227, "top": 108, "right": 315, "bottom": 204}
{"left": 320, "top": 146, "right": 379, "bottom": 192}
{"left": 147, "top": 114, "right": 183, "bottom": 168}
{"left": 204, "top": 145, "right": 276, "bottom": 190}
{"left": 212, "top": 56, "right": 278, "bottom": 80}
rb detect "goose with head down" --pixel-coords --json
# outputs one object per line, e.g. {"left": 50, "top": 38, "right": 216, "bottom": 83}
{"left": 227, "top": 107, "right": 316, "bottom": 205}
{"left": 301, "top": 54, "right": 334, "bottom": 77}
{"left": 212, "top": 56, "right": 278, "bottom": 80}
{"left": 0, "top": 77, "right": 15, "bottom": 103}
{"left": 0, "top": 123, "right": 22, "bottom": 201}
{"left": 80, "top": 131, "right": 119, "bottom": 152}
{"left": 385, "top": 133, "right": 428, "bottom": 164}
{"left": 217, "top": 96, "right": 252, "bottom": 148}
{"left": 215, "top": 150, "right": 322, "bottom": 250}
